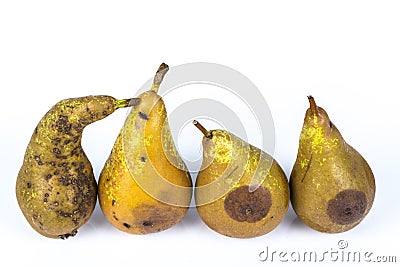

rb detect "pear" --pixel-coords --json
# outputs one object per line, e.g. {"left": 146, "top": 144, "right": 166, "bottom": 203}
{"left": 290, "top": 96, "right": 376, "bottom": 233}
{"left": 193, "top": 120, "right": 289, "bottom": 238}
{"left": 16, "top": 95, "right": 134, "bottom": 239}
{"left": 98, "top": 63, "right": 192, "bottom": 234}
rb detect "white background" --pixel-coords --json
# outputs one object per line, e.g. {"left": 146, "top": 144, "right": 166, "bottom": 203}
{"left": 1, "top": 1, "right": 399, "bottom": 266}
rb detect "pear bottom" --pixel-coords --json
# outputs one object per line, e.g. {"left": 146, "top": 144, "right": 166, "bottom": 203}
{"left": 99, "top": 177, "right": 189, "bottom": 234}
{"left": 196, "top": 185, "right": 288, "bottom": 238}
{"left": 102, "top": 203, "right": 188, "bottom": 234}
{"left": 291, "top": 188, "right": 371, "bottom": 233}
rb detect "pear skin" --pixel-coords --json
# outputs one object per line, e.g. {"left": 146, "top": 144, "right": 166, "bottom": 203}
{"left": 98, "top": 63, "right": 192, "bottom": 234}
{"left": 194, "top": 121, "right": 289, "bottom": 238}
{"left": 16, "top": 96, "right": 134, "bottom": 239}
{"left": 290, "top": 96, "right": 376, "bottom": 233}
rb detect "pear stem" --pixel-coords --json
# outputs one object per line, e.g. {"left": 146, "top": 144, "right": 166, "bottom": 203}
{"left": 151, "top": 63, "right": 169, "bottom": 93}
{"left": 308, "top": 95, "right": 319, "bottom": 116}
{"left": 193, "top": 120, "right": 210, "bottom": 137}
{"left": 115, "top": 98, "right": 140, "bottom": 109}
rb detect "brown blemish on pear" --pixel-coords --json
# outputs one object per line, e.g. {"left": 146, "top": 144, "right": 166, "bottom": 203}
{"left": 224, "top": 185, "right": 272, "bottom": 223}
{"left": 327, "top": 189, "right": 367, "bottom": 225}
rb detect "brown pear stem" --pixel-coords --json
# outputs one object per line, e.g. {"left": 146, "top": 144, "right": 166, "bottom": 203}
{"left": 151, "top": 63, "right": 169, "bottom": 93}
{"left": 193, "top": 120, "right": 210, "bottom": 137}
{"left": 308, "top": 95, "right": 319, "bottom": 116}
{"left": 115, "top": 98, "right": 140, "bottom": 109}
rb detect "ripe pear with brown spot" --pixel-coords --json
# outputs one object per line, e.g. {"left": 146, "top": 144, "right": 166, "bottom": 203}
{"left": 290, "top": 96, "right": 376, "bottom": 233}
{"left": 193, "top": 121, "right": 289, "bottom": 238}
{"left": 16, "top": 95, "right": 134, "bottom": 239}
{"left": 98, "top": 63, "right": 192, "bottom": 234}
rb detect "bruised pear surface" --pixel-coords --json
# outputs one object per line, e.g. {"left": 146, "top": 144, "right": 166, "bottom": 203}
{"left": 290, "top": 96, "right": 376, "bottom": 233}
{"left": 16, "top": 96, "right": 133, "bottom": 239}
{"left": 98, "top": 63, "right": 192, "bottom": 234}
{"left": 194, "top": 121, "right": 289, "bottom": 238}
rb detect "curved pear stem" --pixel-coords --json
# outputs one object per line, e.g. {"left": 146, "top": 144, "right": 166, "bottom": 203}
{"left": 115, "top": 98, "right": 140, "bottom": 109}
{"left": 193, "top": 120, "right": 211, "bottom": 138}
{"left": 151, "top": 62, "right": 169, "bottom": 93}
{"left": 308, "top": 95, "right": 319, "bottom": 116}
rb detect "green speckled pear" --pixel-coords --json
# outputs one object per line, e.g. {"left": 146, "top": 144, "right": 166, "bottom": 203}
{"left": 16, "top": 95, "right": 134, "bottom": 239}
{"left": 290, "top": 96, "right": 376, "bottom": 233}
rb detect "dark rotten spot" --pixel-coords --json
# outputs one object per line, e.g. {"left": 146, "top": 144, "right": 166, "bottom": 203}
{"left": 56, "top": 115, "right": 72, "bottom": 135}
{"left": 70, "top": 147, "right": 80, "bottom": 156}
{"left": 142, "top": 221, "right": 153, "bottom": 227}
{"left": 327, "top": 189, "right": 367, "bottom": 225}
{"left": 132, "top": 204, "right": 179, "bottom": 234}
{"left": 58, "top": 176, "right": 74, "bottom": 186}
{"left": 123, "top": 223, "right": 131, "bottom": 229}
{"left": 34, "top": 155, "right": 43, "bottom": 165}
{"left": 138, "top": 111, "right": 149, "bottom": 120}
{"left": 224, "top": 185, "right": 272, "bottom": 223}
{"left": 72, "top": 218, "right": 79, "bottom": 226}
{"left": 58, "top": 210, "right": 73, "bottom": 218}
{"left": 140, "top": 156, "right": 146, "bottom": 162}
{"left": 111, "top": 200, "right": 115, "bottom": 206}
{"left": 26, "top": 182, "right": 32, "bottom": 188}
{"left": 58, "top": 229, "right": 77, "bottom": 240}
{"left": 52, "top": 137, "right": 62, "bottom": 145}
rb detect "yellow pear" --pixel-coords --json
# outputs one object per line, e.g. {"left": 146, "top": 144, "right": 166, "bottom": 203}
{"left": 98, "top": 63, "right": 192, "bottom": 234}
{"left": 290, "top": 96, "right": 376, "bottom": 233}
{"left": 194, "top": 120, "right": 289, "bottom": 238}
{"left": 16, "top": 95, "right": 134, "bottom": 239}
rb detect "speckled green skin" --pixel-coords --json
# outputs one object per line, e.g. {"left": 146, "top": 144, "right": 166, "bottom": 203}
{"left": 290, "top": 98, "right": 376, "bottom": 233}
{"left": 16, "top": 96, "right": 129, "bottom": 239}
{"left": 195, "top": 129, "right": 289, "bottom": 238}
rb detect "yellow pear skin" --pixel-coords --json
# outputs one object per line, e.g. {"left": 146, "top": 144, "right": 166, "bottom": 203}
{"left": 290, "top": 96, "right": 376, "bottom": 233}
{"left": 194, "top": 121, "right": 289, "bottom": 238}
{"left": 16, "top": 96, "right": 134, "bottom": 239}
{"left": 98, "top": 63, "right": 192, "bottom": 234}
